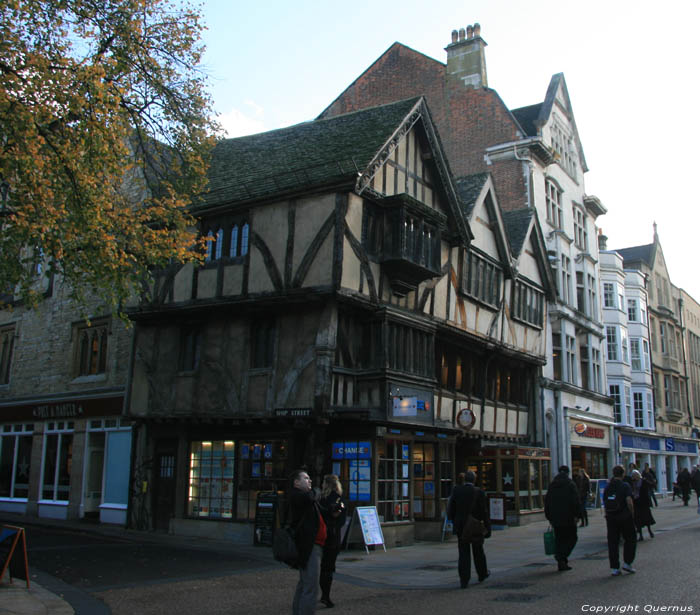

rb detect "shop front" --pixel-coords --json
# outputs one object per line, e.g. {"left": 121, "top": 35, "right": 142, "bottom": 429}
{"left": 569, "top": 418, "right": 612, "bottom": 479}
{"left": 617, "top": 432, "right": 698, "bottom": 494}
{"left": 0, "top": 395, "right": 130, "bottom": 524}
{"left": 327, "top": 422, "right": 457, "bottom": 546}
{"left": 463, "top": 444, "right": 551, "bottom": 525}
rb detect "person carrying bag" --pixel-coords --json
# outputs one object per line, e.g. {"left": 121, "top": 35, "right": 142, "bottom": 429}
{"left": 448, "top": 470, "right": 491, "bottom": 588}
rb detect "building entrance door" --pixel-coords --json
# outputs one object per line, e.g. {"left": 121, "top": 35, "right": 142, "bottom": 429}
{"left": 153, "top": 440, "right": 177, "bottom": 532}
{"left": 84, "top": 432, "right": 105, "bottom": 517}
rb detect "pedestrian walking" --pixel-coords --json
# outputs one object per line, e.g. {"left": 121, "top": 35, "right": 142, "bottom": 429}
{"left": 641, "top": 463, "right": 658, "bottom": 507}
{"left": 447, "top": 470, "right": 491, "bottom": 588}
{"left": 318, "top": 475, "right": 346, "bottom": 609}
{"left": 604, "top": 464, "right": 637, "bottom": 576}
{"left": 629, "top": 469, "right": 655, "bottom": 540}
{"left": 288, "top": 469, "right": 326, "bottom": 615}
{"left": 574, "top": 468, "right": 590, "bottom": 527}
{"left": 691, "top": 465, "right": 700, "bottom": 504}
{"left": 678, "top": 467, "right": 692, "bottom": 506}
{"left": 544, "top": 465, "right": 580, "bottom": 571}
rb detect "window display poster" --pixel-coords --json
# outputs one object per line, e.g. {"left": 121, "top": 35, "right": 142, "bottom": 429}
{"left": 264, "top": 444, "right": 272, "bottom": 459}
{"left": 332, "top": 462, "right": 341, "bottom": 477}
{"left": 252, "top": 462, "right": 261, "bottom": 478}
{"left": 264, "top": 462, "right": 272, "bottom": 477}
{"left": 402, "top": 463, "right": 409, "bottom": 478}
{"left": 349, "top": 460, "right": 371, "bottom": 501}
{"left": 253, "top": 444, "right": 261, "bottom": 459}
{"left": 402, "top": 445, "right": 409, "bottom": 460}
{"left": 424, "top": 481, "right": 434, "bottom": 496}
{"left": 241, "top": 444, "right": 250, "bottom": 459}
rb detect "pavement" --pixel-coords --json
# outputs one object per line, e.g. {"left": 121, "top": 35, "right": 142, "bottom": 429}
{"left": 1, "top": 495, "right": 699, "bottom": 614}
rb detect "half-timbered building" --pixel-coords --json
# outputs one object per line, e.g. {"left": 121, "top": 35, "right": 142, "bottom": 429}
{"left": 126, "top": 96, "right": 554, "bottom": 543}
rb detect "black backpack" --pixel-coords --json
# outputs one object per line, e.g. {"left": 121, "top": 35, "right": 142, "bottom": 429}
{"left": 604, "top": 480, "right": 627, "bottom": 515}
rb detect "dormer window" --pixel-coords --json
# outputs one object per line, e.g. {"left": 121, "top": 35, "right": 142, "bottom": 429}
{"left": 462, "top": 249, "right": 502, "bottom": 308}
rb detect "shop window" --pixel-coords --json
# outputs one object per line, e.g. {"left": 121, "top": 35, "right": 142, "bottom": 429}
{"left": 0, "top": 424, "right": 33, "bottom": 498}
{"left": 330, "top": 441, "right": 371, "bottom": 503}
{"left": 41, "top": 424, "right": 73, "bottom": 501}
{"left": 237, "top": 440, "right": 287, "bottom": 521}
{"left": 412, "top": 443, "right": 436, "bottom": 520}
{"left": 377, "top": 440, "right": 410, "bottom": 522}
{"left": 438, "top": 442, "right": 453, "bottom": 517}
{"left": 188, "top": 440, "right": 235, "bottom": 519}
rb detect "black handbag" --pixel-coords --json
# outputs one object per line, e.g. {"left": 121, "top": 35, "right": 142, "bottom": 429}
{"left": 272, "top": 525, "right": 299, "bottom": 567}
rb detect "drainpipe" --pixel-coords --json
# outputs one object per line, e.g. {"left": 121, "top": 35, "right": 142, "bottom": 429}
{"left": 539, "top": 379, "right": 546, "bottom": 449}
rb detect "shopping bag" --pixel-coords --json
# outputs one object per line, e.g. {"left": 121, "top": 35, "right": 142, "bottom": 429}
{"left": 543, "top": 526, "right": 556, "bottom": 555}
{"left": 272, "top": 527, "right": 299, "bottom": 568}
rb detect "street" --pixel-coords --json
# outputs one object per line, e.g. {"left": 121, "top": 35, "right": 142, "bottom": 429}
{"left": 11, "top": 499, "right": 700, "bottom": 615}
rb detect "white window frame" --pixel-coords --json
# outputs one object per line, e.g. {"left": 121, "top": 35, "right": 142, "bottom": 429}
{"left": 0, "top": 423, "right": 34, "bottom": 500}
{"left": 40, "top": 421, "right": 74, "bottom": 503}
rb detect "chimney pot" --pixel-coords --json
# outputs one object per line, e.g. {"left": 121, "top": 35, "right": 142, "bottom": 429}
{"left": 451, "top": 29, "right": 458, "bottom": 43}
{"left": 473, "top": 23, "right": 481, "bottom": 37}
{"left": 466, "top": 25, "right": 473, "bottom": 39}
{"left": 458, "top": 28, "right": 465, "bottom": 41}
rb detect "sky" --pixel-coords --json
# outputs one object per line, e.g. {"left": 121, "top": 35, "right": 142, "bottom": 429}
{"left": 198, "top": 0, "right": 700, "bottom": 301}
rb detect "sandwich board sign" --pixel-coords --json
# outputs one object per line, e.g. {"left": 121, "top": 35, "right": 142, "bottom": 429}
{"left": 347, "top": 506, "right": 386, "bottom": 553}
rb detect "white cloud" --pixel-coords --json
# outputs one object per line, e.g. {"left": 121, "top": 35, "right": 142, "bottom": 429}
{"left": 217, "top": 101, "right": 266, "bottom": 138}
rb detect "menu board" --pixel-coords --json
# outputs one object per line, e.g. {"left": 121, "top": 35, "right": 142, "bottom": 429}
{"left": 253, "top": 492, "right": 279, "bottom": 546}
{"left": 353, "top": 506, "right": 385, "bottom": 552}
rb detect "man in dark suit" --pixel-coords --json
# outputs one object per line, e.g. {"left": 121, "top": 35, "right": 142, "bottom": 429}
{"left": 544, "top": 465, "right": 580, "bottom": 571}
{"left": 448, "top": 470, "right": 491, "bottom": 588}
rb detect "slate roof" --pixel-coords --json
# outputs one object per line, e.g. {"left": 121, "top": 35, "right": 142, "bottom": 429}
{"left": 612, "top": 244, "right": 655, "bottom": 266}
{"left": 455, "top": 173, "right": 489, "bottom": 217}
{"left": 199, "top": 97, "right": 423, "bottom": 209}
{"left": 510, "top": 104, "right": 542, "bottom": 137}
{"left": 502, "top": 208, "right": 533, "bottom": 256}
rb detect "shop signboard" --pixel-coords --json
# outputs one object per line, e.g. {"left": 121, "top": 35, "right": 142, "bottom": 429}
{"left": 332, "top": 442, "right": 371, "bottom": 460}
{"left": 620, "top": 434, "right": 660, "bottom": 451}
{"left": 665, "top": 439, "right": 697, "bottom": 454}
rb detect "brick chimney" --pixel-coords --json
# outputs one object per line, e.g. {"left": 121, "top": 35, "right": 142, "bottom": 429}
{"left": 445, "top": 23, "right": 488, "bottom": 88}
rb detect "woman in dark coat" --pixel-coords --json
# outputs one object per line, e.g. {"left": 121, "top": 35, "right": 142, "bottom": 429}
{"left": 630, "top": 470, "right": 655, "bottom": 540}
{"left": 319, "top": 474, "right": 346, "bottom": 608}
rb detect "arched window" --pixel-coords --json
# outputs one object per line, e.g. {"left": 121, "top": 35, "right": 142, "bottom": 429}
{"left": 241, "top": 223, "right": 249, "bottom": 256}
{"left": 215, "top": 228, "right": 224, "bottom": 260}
{"left": 205, "top": 230, "right": 214, "bottom": 262}
{"left": 230, "top": 224, "right": 239, "bottom": 258}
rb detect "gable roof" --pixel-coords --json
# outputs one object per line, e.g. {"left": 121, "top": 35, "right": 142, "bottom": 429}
{"left": 200, "top": 97, "right": 423, "bottom": 210}
{"left": 510, "top": 103, "right": 543, "bottom": 138}
{"left": 502, "top": 208, "right": 533, "bottom": 257}
{"left": 613, "top": 243, "right": 656, "bottom": 268}
{"left": 455, "top": 173, "right": 490, "bottom": 217}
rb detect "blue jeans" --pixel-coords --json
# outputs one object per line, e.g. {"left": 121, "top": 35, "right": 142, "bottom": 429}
{"left": 293, "top": 544, "right": 322, "bottom": 615}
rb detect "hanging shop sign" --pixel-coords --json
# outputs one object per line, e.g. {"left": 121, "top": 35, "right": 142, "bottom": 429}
{"left": 456, "top": 408, "right": 476, "bottom": 430}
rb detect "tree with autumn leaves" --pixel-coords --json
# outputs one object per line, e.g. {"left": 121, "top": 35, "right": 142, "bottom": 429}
{"left": 0, "top": 0, "right": 220, "bottom": 317}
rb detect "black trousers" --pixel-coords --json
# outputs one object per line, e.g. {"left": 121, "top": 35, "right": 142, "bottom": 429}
{"left": 606, "top": 515, "right": 636, "bottom": 569}
{"left": 457, "top": 537, "right": 487, "bottom": 584}
{"left": 553, "top": 525, "right": 577, "bottom": 563}
{"left": 319, "top": 546, "right": 339, "bottom": 598}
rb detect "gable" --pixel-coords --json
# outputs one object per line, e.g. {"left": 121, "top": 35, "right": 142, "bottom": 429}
{"left": 364, "top": 124, "right": 445, "bottom": 215}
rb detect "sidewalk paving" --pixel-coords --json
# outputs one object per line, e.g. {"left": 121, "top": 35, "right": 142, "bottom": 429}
{"left": 1, "top": 496, "right": 698, "bottom": 614}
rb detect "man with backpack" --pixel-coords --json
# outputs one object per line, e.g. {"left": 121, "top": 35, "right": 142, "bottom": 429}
{"left": 604, "top": 464, "right": 637, "bottom": 576}
{"left": 544, "top": 465, "right": 580, "bottom": 571}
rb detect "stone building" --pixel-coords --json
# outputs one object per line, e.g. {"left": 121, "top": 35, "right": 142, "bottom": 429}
{"left": 0, "top": 269, "right": 132, "bottom": 524}
{"left": 125, "top": 96, "right": 555, "bottom": 542}
{"left": 613, "top": 225, "right": 699, "bottom": 489}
